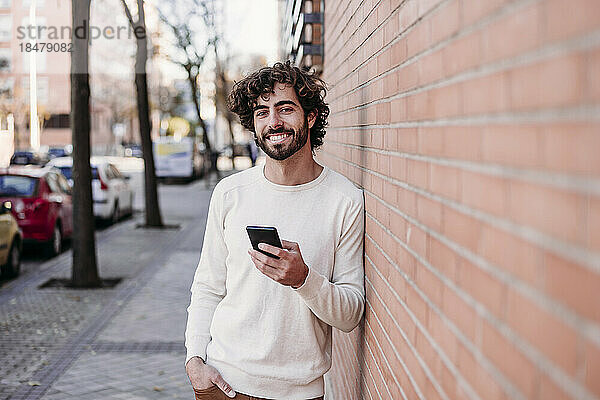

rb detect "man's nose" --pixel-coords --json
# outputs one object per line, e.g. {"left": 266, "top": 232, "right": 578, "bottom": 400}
{"left": 268, "top": 113, "right": 283, "bottom": 130}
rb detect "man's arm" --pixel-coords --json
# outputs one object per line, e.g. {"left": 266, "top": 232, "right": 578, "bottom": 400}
{"left": 249, "top": 196, "right": 365, "bottom": 333}
{"left": 185, "top": 184, "right": 228, "bottom": 365}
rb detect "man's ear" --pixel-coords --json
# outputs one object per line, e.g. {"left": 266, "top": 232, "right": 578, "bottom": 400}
{"left": 307, "top": 110, "right": 318, "bottom": 129}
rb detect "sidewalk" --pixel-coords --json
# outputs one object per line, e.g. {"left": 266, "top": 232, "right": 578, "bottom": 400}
{"left": 0, "top": 178, "right": 217, "bottom": 400}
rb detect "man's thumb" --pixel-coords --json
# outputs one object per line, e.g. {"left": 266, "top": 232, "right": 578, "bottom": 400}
{"left": 213, "top": 374, "right": 236, "bottom": 398}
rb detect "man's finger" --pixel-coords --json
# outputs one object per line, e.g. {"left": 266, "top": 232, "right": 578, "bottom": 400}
{"left": 212, "top": 374, "right": 236, "bottom": 398}
{"left": 248, "top": 249, "right": 280, "bottom": 268}
{"left": 281, "top": 239, "right": 299, "bottom": 251}
{"left": 257, "top": 243, "right": 286, "bottom": 258}
{"left": 249, "top": 252, "right": 283, "bottom": 281}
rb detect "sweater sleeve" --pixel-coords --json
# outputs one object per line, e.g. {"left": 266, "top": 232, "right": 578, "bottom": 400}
{"left": 185, "top": 185, "right": 228, "bottom": 365}
{"left": 294, "top": 193, "right": 365, "bottom": 333}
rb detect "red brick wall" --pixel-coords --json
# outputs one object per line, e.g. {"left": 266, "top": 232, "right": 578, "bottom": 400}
{"left": 318, "top": 1, "right": 600, "bottom": 399}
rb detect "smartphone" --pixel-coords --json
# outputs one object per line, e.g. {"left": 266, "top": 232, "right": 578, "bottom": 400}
{"left": 246, "top": 226, "right": 283, "bottom": 259}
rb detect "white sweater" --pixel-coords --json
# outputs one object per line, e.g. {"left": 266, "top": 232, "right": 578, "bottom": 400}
{"left": 185, "top": 165, "right": 365, "bottom": 399}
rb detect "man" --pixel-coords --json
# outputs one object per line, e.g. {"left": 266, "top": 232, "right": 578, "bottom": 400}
{"left": 185, "top": 61, "right": 365, "bottom": 400}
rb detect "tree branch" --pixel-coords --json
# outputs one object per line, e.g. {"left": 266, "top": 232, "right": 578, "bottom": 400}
{"left": 120, "top": 0, "right": 136, "bottom": 28}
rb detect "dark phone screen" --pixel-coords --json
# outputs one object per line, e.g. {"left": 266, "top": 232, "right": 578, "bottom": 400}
{"left": 246, "top": 226, "right": 283, "bottom": 259}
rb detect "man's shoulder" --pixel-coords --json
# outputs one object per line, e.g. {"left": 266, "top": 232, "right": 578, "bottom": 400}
{"left": 212, "top": 166, "right": 262, "bottom": 197}
{"left": 324, "top": 167, "right": 364, "bottom": 206}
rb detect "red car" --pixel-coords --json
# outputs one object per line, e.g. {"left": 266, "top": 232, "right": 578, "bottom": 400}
{"left": 0, "top": 166, "right": 73, "bottom": 257}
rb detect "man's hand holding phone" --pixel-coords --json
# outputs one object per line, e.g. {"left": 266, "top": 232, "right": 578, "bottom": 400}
{"left": 248, "top": 240, "right": 309, "bottom": 289}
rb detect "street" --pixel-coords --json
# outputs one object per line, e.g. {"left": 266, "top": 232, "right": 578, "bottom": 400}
{"left": 0, "top": 178, "right": 216, "bottom": 399}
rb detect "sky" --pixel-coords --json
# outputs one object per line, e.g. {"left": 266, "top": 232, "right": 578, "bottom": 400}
{"left": 222, "top": 0, "right": 279, "bottom": 65}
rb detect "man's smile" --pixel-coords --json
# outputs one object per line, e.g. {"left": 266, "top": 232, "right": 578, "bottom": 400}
{"left": 266, "top": 132, "right": 293, "bottom": 144}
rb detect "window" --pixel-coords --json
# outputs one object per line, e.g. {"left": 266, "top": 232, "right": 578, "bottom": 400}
{"left": 22, "top": 0, "right": 45, "bottom": 8}
{"left": 0, "top": 15, "right": 11, "bottom": 42}
{"left": 0, "top": 0, "right": 12, "bottom": 8}
{"left": 0, "top": 77, "right": 14, "bottom": 99}
{"left": 0, "top": 48, "right": 10, "bottom": 71}
{"left": 21, "top": 76, "right": 49, "bottom": 104}
{"left": 0, "top": 175, "right": 37, "bottom": 197}
{"left": 44, "top": 114, "right": 70, "bottom": 129}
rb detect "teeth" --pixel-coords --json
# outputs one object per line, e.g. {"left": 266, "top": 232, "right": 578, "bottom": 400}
{"left": 268, "top": 134, "right": 290, "bottom": 142}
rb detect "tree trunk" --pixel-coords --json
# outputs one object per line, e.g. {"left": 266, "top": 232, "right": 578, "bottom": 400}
{"left": 71, "top": 0, "right": 100, "bottom": 287}
{"left": 135, "top": 8, "right": 163, "bottom": 227}
{"left": 187, "top": 73, "right": 212, "bottom": 153}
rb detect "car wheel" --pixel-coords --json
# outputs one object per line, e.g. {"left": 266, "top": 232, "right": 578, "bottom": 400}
{"left": 111, "top": 201, "right": 119, "bottom": 225}
{"left": 47, "top": 224, "right": 62, "bottom": 257}
{"left": 1, "top": 241, "right": 21, "bottom": 278}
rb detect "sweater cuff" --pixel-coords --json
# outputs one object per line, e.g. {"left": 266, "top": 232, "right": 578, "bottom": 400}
{"left": 185, "top": 338, "right": 208, "bottom": 366}
{"left": 293, "top": 267, "right": 326, "bottom": 300}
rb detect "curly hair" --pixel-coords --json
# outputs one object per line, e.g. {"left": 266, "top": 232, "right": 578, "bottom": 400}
{"left": 227, "top": 61, "right": 330, "bottom": 153}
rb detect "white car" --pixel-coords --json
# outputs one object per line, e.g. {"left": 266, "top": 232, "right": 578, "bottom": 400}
{"left": 48, "top": 157, "right": 134, "bottom": 223}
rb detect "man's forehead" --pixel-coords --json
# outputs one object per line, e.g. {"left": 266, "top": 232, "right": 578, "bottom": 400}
{"left": 256, "top": 83, "right": 297, "bottom": 105}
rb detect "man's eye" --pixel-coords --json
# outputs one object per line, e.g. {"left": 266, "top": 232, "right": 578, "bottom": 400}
{"left": 255, "top": 111, "right": 268, "bottom": 117}
{"left": 280, "top": 107, "right": 293, "bottom": 113}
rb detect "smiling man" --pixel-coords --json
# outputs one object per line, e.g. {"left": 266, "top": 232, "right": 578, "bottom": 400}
{"left": 185, "top": 61, "right": 365, "bottom": 400}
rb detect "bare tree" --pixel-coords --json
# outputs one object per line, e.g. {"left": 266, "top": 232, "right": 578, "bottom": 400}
{"left": 71, "top": 0, "right": 100, "bottom": 287}
{"left": 157, "top": 0, "right": 215, "bottom": 155}
{"left": 121, "top": 0, "right": 164, "bottom": 227}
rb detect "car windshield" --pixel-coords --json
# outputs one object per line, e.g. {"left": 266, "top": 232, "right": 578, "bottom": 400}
{"left": 57, "top": 166, "right": 72, "bottom": 180}
{"left": 0, "top": 175, "right": 38, "bottom": 197}
{"left": 56, "top": 166, "right": 98, "bottom": 180}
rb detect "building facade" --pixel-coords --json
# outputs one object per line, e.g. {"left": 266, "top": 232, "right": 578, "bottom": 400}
{"left": 281, "top": 1, "right": 600, "bottom": 399}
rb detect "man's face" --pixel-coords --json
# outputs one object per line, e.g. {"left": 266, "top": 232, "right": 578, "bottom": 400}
{"left": 253, "top": 84, "right": 316, "bottom": 161}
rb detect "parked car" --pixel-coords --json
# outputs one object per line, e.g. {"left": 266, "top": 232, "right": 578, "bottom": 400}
{"left": 48, "top": 157, "right": 134, "bottom": 223}
{"left": 46, "top": 146, "right": 71, "bottom": 159}
{"left": 0, "top": 166, "right": 73, "bottom": 257}
{"left": 10, "top": 150, "right": 49, "bottom": 166}
{"left": 0, "top": 201, "right": 22, "bottom": 278}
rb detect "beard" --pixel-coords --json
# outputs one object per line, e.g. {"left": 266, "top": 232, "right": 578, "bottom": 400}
{"left": 254, "top": 118, "right": 309, "bottom": 161}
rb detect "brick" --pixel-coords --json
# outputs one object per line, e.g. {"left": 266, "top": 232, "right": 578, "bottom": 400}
{"left": 462, "top": 72, "right": 510, "bottom": 115}
{"left": 442, "top": 207, "right": 481, "bottom": 252}
{"left": 429, "top": 236, "right": 458, "bottom": 281}
{"left": 457, "top": 343, "right": 505, "bottom": 400}
{"left": 390, "top": 154, "right": 406, "bottom": 181}
{"left": 538, "top": 373, "right": 571, "bottom": 400}
{"left": 443, "top": 126, "right": 483, "bottom": 161}
{"left": 482, "top": 125, "right": 541, "bottom": 168}
{"left": 416, "top": 260, "right": 444, "bottom": 307}
{"left": 407, "top": 280, "right": 429, "bottom": 326}
{"left": 508, "top": 181, "right": 585, "bottom": 245}
{"left": 406, "top": 159, "right": 429, "bottom": 189}
{"left": 479, "top": 225, "right": 542, "bottom": 286}
{"left": 408, "top": 223, "right": 427, "bottom": 260}
{"left": 483, "top": 2, "right": 541, "bottom": 63}
{"left": 509, "top": 53, "right": 585, "bottom": 110}
{"left": 398, "top": 186, "right": 417, "bottom": 218}
{"left": 460, "top": 0, "right": 508, "bottom": 26}
{"left": 442, "top": 289, "right": 477, "bottom": 341}
{"left": 418, "top": 127, "right": 445, "bottom": 156}
{"left": 543, "top": 252, "right": 600, "bottom": 322}
{"left": 442, "top": 30, "right": 483, "bottom": 77}
{"left": 585, "top": 339, "right": 600, "bottom": 397}
{"left": 506, "top": 289, "right": 579, "bottom": 376}
{"left": 458, "top": 259, "right": 507, "bottom": 318}
{"left": 429, "top": 0, "right": 460, "bottom": 44}
{"left": 430, "top": 164, "right": 460, "bottom": 200}
{"left": 397, "top": 127, "right": 418, "bottom": 153}
{"left": 428, "top": 311, "right": 458, "bottom": 363}
{"left": 541, "top": 123, "right": 600, "bottom": 175}
{"left": 417, "top": 195, "right": 443, "bottom": 232}
{"left": 481, "top": 321, "right": 539, "bottom": 398}
{"left": 461, "top": 170, "right": 508, "bottom": 216}
{"left": 543, "top": 0, "right": 600, "bottom": 43}
{"left": 590, "top": 196, "right": 600, "bottom": 251}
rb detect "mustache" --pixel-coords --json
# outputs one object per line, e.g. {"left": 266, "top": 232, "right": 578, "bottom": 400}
{"left": 266, "top": 127, "right": 295, "bottom": 136}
